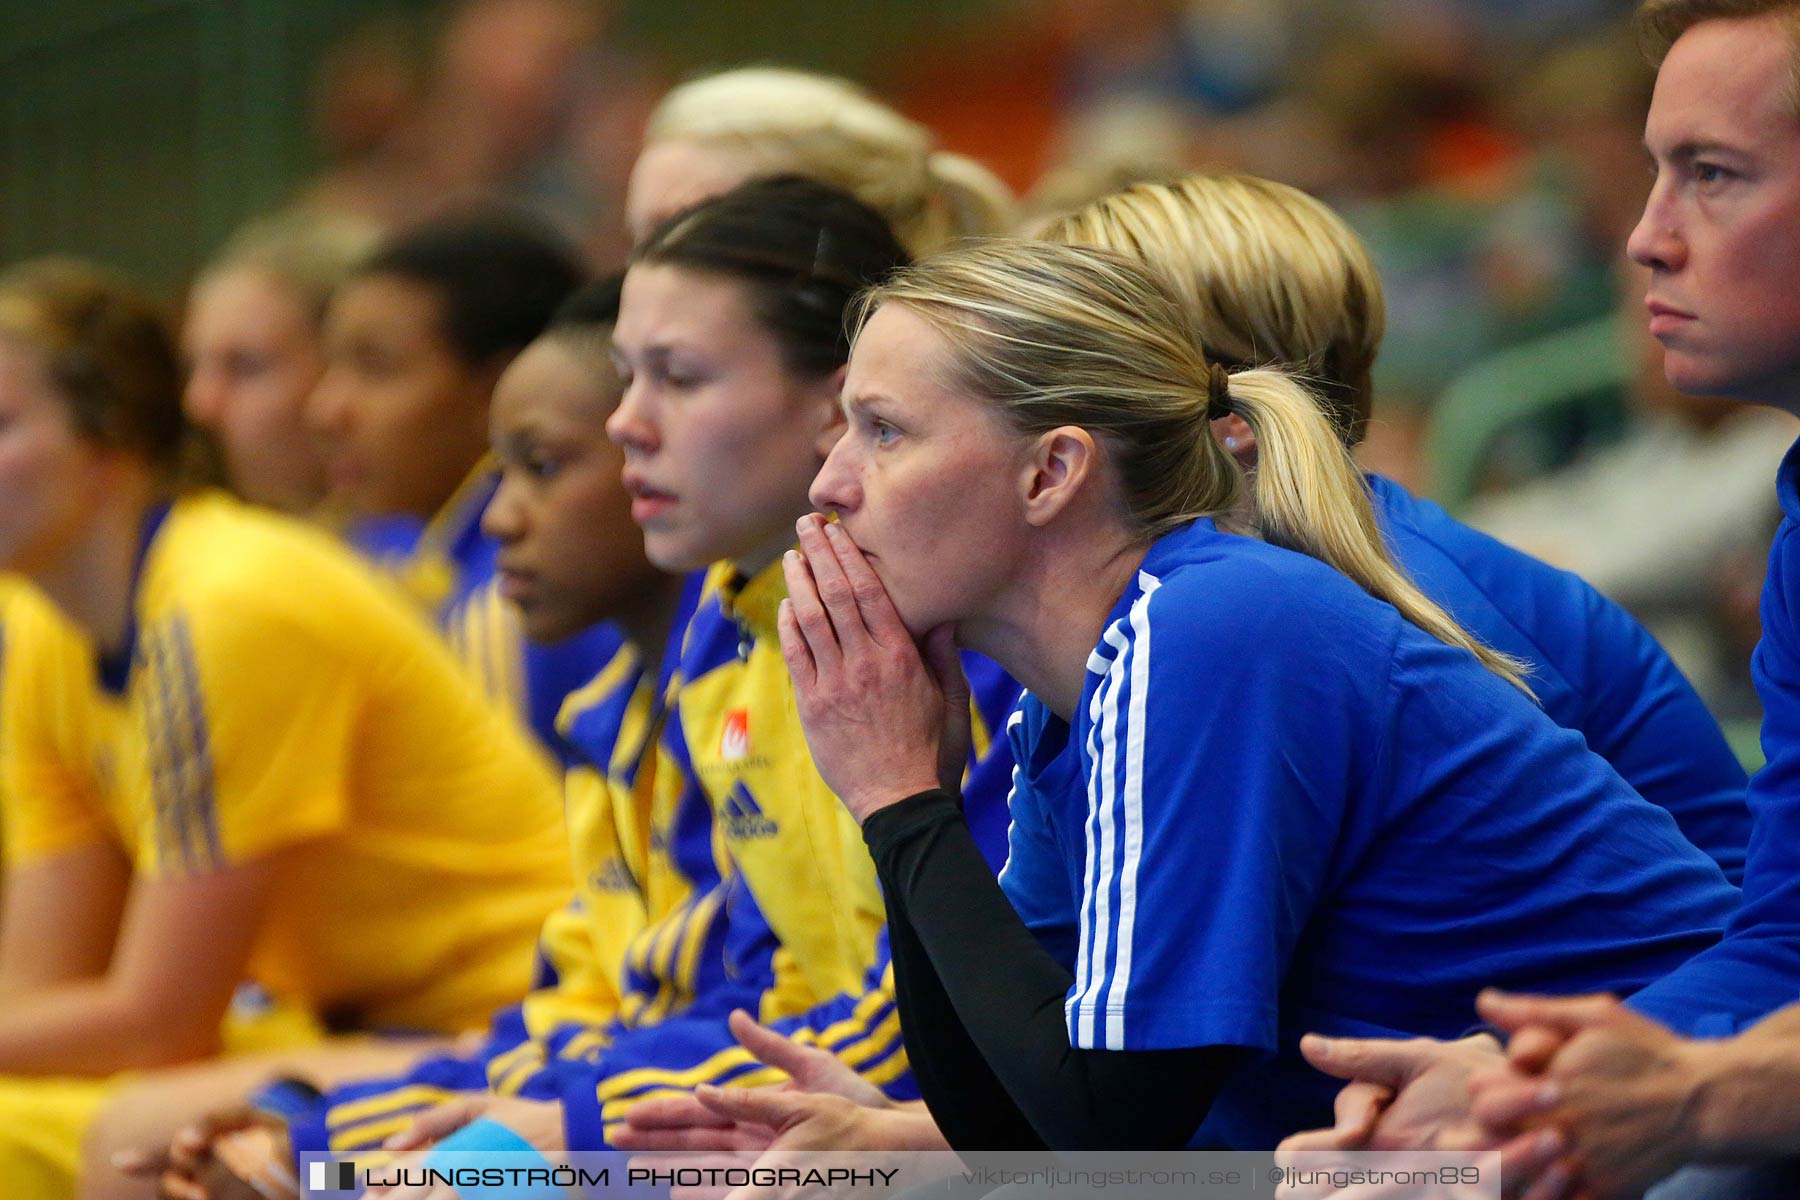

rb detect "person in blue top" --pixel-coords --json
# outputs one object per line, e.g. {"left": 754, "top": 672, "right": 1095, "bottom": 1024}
{"left": 1040, "top": 171, "right": 1751, "bottom": 884}
{"left": 775, "top": 239, "right": 1736, "bottom": 1150}
{"left": 1304, "top": 4, "right": 1800, "bottom": 1198}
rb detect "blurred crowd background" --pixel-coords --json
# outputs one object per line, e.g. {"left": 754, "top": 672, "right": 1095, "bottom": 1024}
{"left": 4, "top": 0, "right": 1783, "bottom": 737}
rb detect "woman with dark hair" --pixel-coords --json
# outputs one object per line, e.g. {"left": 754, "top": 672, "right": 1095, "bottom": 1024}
{"left": 307, "top": 212, "right": 612, "bottom": 751}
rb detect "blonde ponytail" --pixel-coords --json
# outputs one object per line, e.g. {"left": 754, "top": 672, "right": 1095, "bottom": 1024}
{"left": 867, "top": 239, "right": 1531, "bottom": 694}
{"left": 1223, "top": 369, "right": 1531, "bottom": 692}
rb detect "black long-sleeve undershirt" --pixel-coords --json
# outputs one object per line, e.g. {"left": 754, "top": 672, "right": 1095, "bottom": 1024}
{"left": 863, "top": 789, "right": 1242, "bottom": 1151}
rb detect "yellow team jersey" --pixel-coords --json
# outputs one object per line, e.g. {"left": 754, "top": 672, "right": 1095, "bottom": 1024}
{"left": 0, "top": 492, "right": 570, "bottom": 1034}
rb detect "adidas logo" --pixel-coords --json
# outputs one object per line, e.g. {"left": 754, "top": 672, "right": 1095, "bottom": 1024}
{"left": 721, "top": 782, "right": 778, "bottom": 840}
{"left": 590, "top": 857, "right": 636, "bottom": 893}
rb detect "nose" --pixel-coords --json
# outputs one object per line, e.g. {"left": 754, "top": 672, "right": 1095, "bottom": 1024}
{"left": 809, "top": 436, "right": 861, "bottom": 515}
{"left": 481, "top": 470, "right": 526, "bottom": 543}
{"left": 605, "top": 379, "right": 658, "bottom": 453}
{"left": 1627, "top": 176, "right": 1686, "bottom": 273}
{"left": 306, "top": 369, "right": 350, "bottom": 438}
{"left": 183, "top": 364, "right": 226, "bottom": 430}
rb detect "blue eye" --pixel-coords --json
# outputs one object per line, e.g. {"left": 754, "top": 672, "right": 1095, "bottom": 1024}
{"left": 873, "top": 420, "right": 899, "bottom": 447}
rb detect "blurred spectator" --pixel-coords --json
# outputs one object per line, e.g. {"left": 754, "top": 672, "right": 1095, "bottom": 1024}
{"left": 297, "top": 1, "right": 656, "bottom": 270}
{"left": 293, "top": 15, "right": 433, "bottom": 231}
{"left": 183, "top": 210, "right": 380, "bottom": 516}
{"left": 627, "top": 66, "right": 1014, "bottom": 254}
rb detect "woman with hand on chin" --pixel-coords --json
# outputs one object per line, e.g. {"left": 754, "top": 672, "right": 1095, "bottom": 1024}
{"left": 778, "top": 240, "right": 1736, "bottom": 1150}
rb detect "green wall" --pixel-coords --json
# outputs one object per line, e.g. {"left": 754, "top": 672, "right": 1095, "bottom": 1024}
{"left": 0, "top": 0, "right": 998, "bottom": 293}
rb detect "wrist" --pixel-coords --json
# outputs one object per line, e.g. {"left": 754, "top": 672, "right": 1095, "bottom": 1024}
{"left": 1683, "top": 1034, "right": 1800, "bottom": 1160}
{"left": 849, "top": 784, "right": 951, "bottom": 827}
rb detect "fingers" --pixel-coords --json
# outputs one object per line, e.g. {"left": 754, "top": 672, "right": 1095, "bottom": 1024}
{"left": 694, "top": 1083, "right": 807, "bottom": 1132}
{"left": 1470, "top": 1076, "right": 1560, "bottom": 1134}
{"left": 157, "top": 1172, "right": 210, "bottom": 1200}
{"left": 811, "top": 517, "right": 910, "bottom": 645}
{"left": 1495, "top": 1129, "right": 1571, "bottom": 1199}
{"left": 776, "top": 598, "right": 816, "bottom": 692}
{"left": 1516, "top": 1159, "right": 1579, "bottom": 1200}
{"left": 1299, "top": 1034, "right": 1450, "bottom": 1089}
{"left": 614, "top": 1093, "right": 762, "bottom": 1153}
{"left": 1506, "top": 1027, "right": 1571, "bottom": 1076}
{"left": 382, "top": 1098, "right": 485, "bottom": 1151}
{"left": 728, "top": 1009, "right": 813, "bottom": 1077}
{"left": 781, "top": 549, "right": 842, "bottom": 678}
{"left": 112, "top": 1147, "right": 171, "bottom": 1178}
{"left": 623, "top": 1093, "right": 738, "bottom": 1132}
{"left": 1478, "top": 991, "right": 1624, "bottom": 1039}
{"left": 1334, "top": 1080, "right": 1394, "bottom": 1146}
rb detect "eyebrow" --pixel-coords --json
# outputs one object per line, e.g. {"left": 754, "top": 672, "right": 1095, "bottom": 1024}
{"left": 1648, "top": 137, "right": 1751, "bottom": 162}
{"left": 839, "top": 391, "right": 892, "bottom": 418}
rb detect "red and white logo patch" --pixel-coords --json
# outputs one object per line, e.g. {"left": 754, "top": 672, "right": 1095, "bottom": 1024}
{"left": 721, "top": 709, "right": 750, "bottom": 761}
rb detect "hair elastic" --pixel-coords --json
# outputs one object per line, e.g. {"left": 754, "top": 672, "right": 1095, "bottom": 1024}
{"left": 1205, "top": 361, "right": 1233, "bottom": 420}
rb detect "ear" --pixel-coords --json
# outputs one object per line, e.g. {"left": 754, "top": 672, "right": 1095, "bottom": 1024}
{"left": 1211, "top": 413, "right": 1256, "bottom": 466}
{"left": 1021, "top": 425, "right": 1098, "bottom": 528}
{"left": 810, "top": 364, "right": 849, "bottom": 459}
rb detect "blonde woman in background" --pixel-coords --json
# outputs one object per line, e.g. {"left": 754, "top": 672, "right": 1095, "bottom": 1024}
{"left": 182, "top": 211, "right": 379, "bottom": 516}
{"left": 624, "top": 65, "right": 1014, "bottom": 252}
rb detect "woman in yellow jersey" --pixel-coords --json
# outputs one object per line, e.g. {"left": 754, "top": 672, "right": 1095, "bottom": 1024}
{"left": 124, "top": 277, "right": 721, "bottom": 1199}
{"left": 0, "top": 259, "right": 570, "bottom": 1198}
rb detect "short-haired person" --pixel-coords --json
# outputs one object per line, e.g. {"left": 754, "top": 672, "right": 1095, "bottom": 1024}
{"left": 1040, "top": 172, "right": 1750, "bottom": 882}
{"left": 182, "top": 210, "right": 379, "bottom": 515}
{"left": 1300, "top": 3, "right": 1800, "bottom": 1196}
{"left": 774, "top": 239, "right": 1735, "bottom": 1149}
{"left": 0, "top": 261, "right": 569, "bottom": 1198}
{"left": 308, "top": 213, "right": 613, "bottom": 752}
{"left": 624, "top": 66, "right": 1014, "bottom": 252}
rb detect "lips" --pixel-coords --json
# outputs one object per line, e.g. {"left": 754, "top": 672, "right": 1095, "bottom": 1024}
{"left": 1645, "top": 298, "right": 1695, "bottom": 338}
{"left": 496, "top": 566, "right": 535, "bottom": 605}
{"left": 623, "top": 473, "right": 678, "bottom": 524}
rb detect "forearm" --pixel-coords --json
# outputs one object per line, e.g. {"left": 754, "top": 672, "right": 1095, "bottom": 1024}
{"left": 865, "top": 791, "right": 1223, "bottom": 1150}
{"left": 0, "top": 977, "right": 221, "bottom": 1075}
{"left": 853, "top": 1104, "right": 955, "bottom": 1151}
{"left": 1685, "top": 1024, "right": 1800, "bottom": 1161}
{"left": 881, "top": 859, "right": 1046, "bottom": 1149}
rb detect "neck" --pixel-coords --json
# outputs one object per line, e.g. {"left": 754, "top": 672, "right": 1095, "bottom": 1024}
{"left": 614, "top": 571, "right": 690, "bottom": 667}
{"left": 957, "top": 523, "right": 1148, "bottom": 722}
{"left": 32, "top": 476, "right": 159, "bottom": 658}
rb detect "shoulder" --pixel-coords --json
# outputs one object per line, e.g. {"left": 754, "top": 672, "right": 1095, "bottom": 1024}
{"left": 147, "top": 494, "right": 397, "bottom": 625}
{"left": 1129, "top": 530, "right": 1399, "bottom": 674}
{"left": 142, "top": 494, "right": 431, "bottom": 675}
